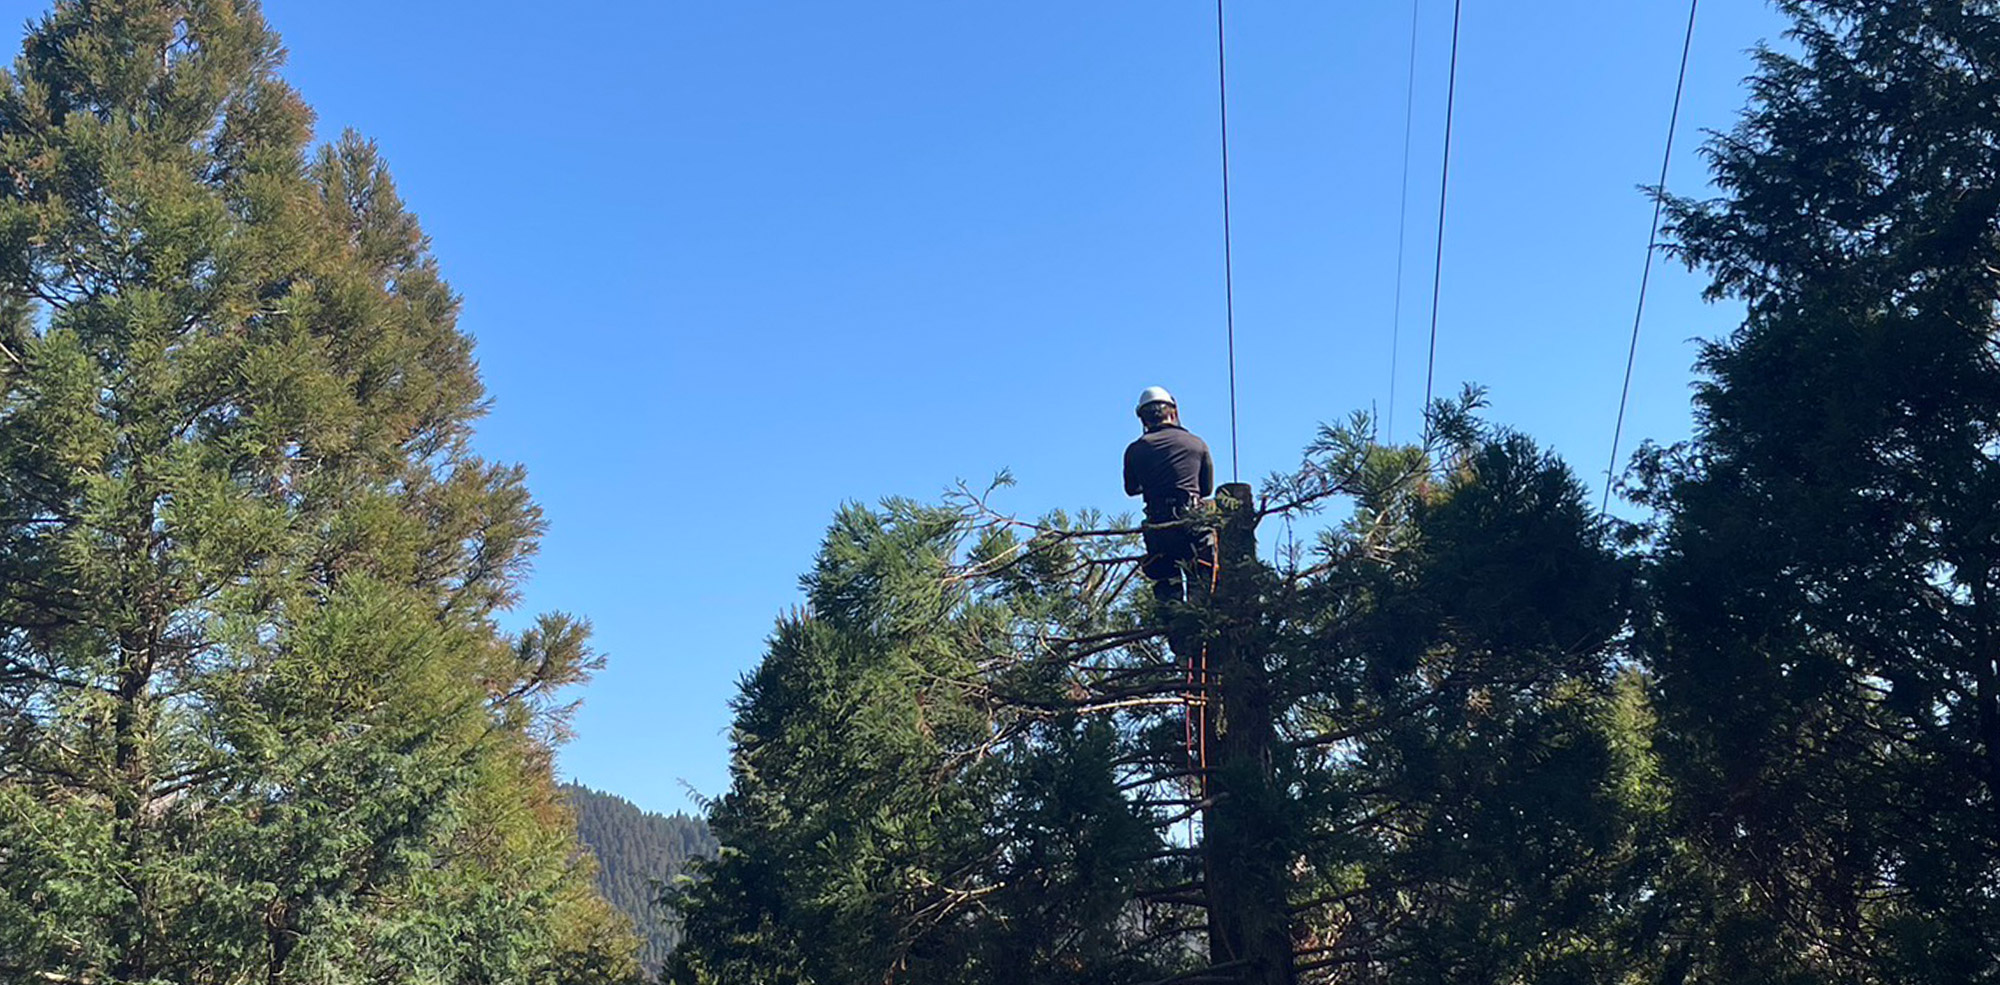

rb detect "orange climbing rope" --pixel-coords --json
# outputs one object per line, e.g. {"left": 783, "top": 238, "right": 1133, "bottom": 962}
{"left": 1184, "top": 541, "right": 1222, "bottom": 795}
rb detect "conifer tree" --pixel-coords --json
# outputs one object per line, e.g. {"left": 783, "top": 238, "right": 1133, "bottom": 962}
{"left": 0, "top": 2, "right": 636, "bottom": 981}
{"left": 1640, "top": 2, "right": 2000, "bottom": 980}
{"left": 672, "top": 400, "right": 1660, "bottom": 985}
{"left": 671, "top": 500, "right": 1175, "bottom": 985}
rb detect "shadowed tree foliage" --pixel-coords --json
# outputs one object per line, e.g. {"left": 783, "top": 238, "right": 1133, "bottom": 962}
{"left": 0, "top": 2, "right": 637, "bottom": 982}
{"left": 1637, "top": 1, "right": 2000, "bottom": 981}
{"left": 670, "top": 398, "right": 1661, "bottom": 985}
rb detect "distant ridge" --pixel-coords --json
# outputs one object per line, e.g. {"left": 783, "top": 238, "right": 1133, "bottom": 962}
{"left": 562, "top": 783, "right": 718, "bottom": 979}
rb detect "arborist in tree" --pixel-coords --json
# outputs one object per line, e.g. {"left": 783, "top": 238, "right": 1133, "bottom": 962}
{"left": 1124, "top": 386, "right": 1216, "bottom": 604}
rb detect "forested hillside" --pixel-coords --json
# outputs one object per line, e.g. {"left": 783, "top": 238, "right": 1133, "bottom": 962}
{"left": 564, "top": 784, "right": 717, "bottom": 978}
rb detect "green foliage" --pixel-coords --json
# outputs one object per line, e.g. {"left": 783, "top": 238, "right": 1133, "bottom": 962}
{"left": 671, "top": 407, "right": 1656, "bottom": 984}
{"left": 1639, "top": 2, "right": 2000, "bottom": 981}
{"left": 671, "top": 500, "right": 1179, "bottom": 985}
{"left": 0, "top": 2, "right": 635, "bottom": 982}
{"left": 1273, "top": 417, "right": 1653, "bottom": 984}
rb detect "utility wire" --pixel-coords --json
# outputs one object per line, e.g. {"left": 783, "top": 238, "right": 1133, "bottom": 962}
{"left": 1603, "top": 0, "right": 1699, "bottom": 513}
{"left": 1386, "top": 0, "right": 1422, "bottom": 444}
{"left": 1423, "top": 0, "right": 1463, "bottom": 412}
{"left": 1215, "top": 0, "right": 1241, "bottom": 483}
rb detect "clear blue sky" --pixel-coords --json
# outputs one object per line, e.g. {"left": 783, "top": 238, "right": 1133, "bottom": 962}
{"left": 6, "top": 1, "right": 1793, "bottom": 816}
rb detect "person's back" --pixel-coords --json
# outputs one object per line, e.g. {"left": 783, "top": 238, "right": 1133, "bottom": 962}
{"left": 1125, "top": 424, "right": 1213, "bottom": 522}
{"left": 1122, "top": 387, "right": 1215, "bottom": 603}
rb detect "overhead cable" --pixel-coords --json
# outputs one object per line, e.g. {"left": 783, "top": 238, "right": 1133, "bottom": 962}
{"left": 1603, "top": 0, "right": 1700, "bottom": 513}
{"left": 1422, "top": 0, "right": 1463, "bottom": 412}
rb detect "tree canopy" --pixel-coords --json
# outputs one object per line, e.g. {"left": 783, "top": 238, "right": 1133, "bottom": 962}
{"left": 1638, "top": 0, "right": 2000, "bottom": 979}
{"left": 0, "top": 1, "right": 637, "bottom": 981}
{"left": 670, "top": 398, "right": 1660, "bottom": 984}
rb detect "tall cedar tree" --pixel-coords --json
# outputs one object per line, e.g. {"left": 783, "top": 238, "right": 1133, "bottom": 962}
{"left": 1639, "top": 1, "right": 2000, "bottom": 981}
{"left": 672, "top": 400, "right": 1662, "bottom": 985}
{"left": 0, "top": 2, "right": 638, "bottom": 982}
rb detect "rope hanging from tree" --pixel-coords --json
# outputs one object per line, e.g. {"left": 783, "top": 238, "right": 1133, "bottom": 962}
{"left": 1386, "top": 0, "right": 1423, "bottom": 444}
{"left": 1214, "top": 0, "right": 1241, "bottom": 484}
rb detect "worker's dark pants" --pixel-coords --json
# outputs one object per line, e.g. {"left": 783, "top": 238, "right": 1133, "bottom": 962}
{"left": 1142, "top": 524, "right": 1217, "bottom": 603}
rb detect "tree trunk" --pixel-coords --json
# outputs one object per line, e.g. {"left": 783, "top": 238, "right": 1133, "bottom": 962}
{"left": 1201, "top": 483, "right": 1294, "bottom": 985}
{"left": 109, "top": 628, "right": 155, "bottom": 984}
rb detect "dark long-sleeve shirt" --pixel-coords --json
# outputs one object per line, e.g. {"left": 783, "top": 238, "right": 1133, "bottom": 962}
{"left": 1124, "top": 424, "right": 1214, "bottom": 522}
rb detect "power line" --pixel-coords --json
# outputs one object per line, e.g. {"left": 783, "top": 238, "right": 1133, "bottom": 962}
{"left": 1386, "top": 0, "right": 1422, "bottom": 444}
{"left": 1603, "top": 0, "right": 1700, "bottom": 513}
{"left": 1215, "top": 0, "right": 1241, "bottom": 483}
{"left": 1422, "top": 0, "right": 1463, "bottom": 412}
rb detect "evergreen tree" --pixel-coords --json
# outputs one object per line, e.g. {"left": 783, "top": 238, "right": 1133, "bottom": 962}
{"left": 0, "top": 2, "right": 636, "bottom": 981}
{"left": 1640, "top": 2, "right": 2000, "bottom": 980}
{"left": 671, "top": 499, "right": 1175, "bottom": 985}
{"left": 672, "top": 400, "right": 1658, "bottom": 985}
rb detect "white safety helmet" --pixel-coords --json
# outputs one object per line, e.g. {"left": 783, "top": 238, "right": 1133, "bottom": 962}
{"left": 1135, "top": 386, "right": 1177, "bottom": 414}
